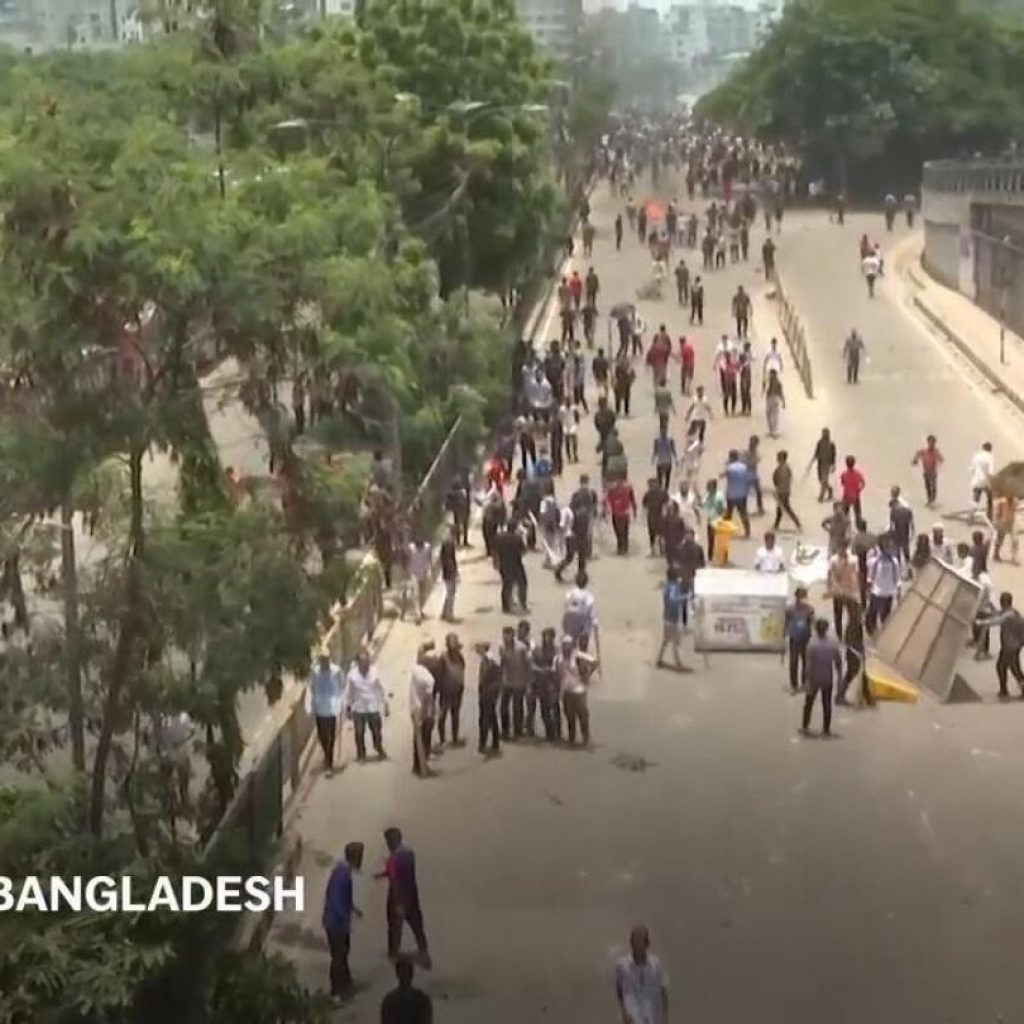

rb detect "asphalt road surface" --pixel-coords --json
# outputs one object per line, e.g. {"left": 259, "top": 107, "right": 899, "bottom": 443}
{"left": 268, "top": 173, "right": 1024, "bottom": 1024}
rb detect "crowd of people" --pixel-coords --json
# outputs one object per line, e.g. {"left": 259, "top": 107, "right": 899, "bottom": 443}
{"left": 305, "top": 109, "right": 1022, "bottom": 1019}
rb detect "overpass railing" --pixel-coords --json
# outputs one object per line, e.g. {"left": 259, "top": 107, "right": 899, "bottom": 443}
{"left": 773, "top": 274, "right": 814, "bottom": 399}
{"left": 923, "top": 157, "right": 1024, "bottom": 195}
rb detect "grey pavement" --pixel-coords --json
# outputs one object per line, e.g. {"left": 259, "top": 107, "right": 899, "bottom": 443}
{"left": 266, "top": 177, "right": 1024, "bottom": 1023}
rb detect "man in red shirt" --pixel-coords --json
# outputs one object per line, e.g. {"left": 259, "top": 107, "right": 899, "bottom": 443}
{"left": 679, "top": 335, "right": 695, "bottom": 395}
{"left": 840, "top": 455, "right": 865, "bottom": 521}
{"left": 568, "top": 270, "right": 583, "bottom": 312}
{"left": 911, "top": 434, "right": 944, "bottom": 506}
{"left": 603, "top": 477, "right": 638, "bottom": 555}
{"left": 646, "top": 325, "right": 673, "bottom": 386}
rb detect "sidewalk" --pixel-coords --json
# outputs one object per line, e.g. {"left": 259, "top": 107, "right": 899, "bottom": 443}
{"left": 895, "top": 233, "right": 1024, "bottom": 416}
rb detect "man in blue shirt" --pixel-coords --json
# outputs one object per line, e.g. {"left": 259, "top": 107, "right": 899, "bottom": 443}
{"left": 656, "top": 567, "right": 688, "bottom": 671}
{"left": 722, "top": 448, "right": 752, "bottom": 538}
{"left": 322, "top": 841, "right": 364, "bottom": 1001}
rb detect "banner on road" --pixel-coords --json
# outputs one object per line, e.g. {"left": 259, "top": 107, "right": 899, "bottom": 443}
{"left": 693, "top": 568, "right": 788, "bottom": 653}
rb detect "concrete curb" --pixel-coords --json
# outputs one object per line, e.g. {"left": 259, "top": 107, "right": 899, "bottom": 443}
{"left": 910, "top": 293, "right": 1024, "bottom": 418}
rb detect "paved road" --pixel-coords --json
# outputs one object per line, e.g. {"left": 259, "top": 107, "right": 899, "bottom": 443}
{"left": 267, "top": 175, "right": 1024, "bottom": 1023}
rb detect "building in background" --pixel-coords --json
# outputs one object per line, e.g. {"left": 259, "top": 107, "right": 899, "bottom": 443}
{"left": 515, "top": 0, "right": 584, "bottom": 59}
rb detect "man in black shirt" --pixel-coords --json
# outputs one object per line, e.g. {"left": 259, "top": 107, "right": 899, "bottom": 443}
{"left": 439, "top": 525, "right": 459, "bottom": 623}
{"left": 808, "top": 427, "right": 836, "bottom": 502}
{"left": 977, "top": 591, "right": 1024, "bottom": 698}
{"left": 495, "top": 523, "right": 528, "bottom": 614}
{"left": 381, "top": 957, "right": 433, "bottom": 1024}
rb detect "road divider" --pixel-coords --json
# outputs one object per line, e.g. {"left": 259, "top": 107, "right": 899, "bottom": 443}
{"left": 772, "top": 273, "right": 815, "bottom": 399}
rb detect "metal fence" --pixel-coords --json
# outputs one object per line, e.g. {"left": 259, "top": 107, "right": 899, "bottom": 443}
{"left": 773, "top": 275, "right": 815, "bottom": 399}
{"left": 202, "top": 559, "right": 384, "bottom": 869}
{"left": 974, "top": 229, "right": 1024, "bottom": 337}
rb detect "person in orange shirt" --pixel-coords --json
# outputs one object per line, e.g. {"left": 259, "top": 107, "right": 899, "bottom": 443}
{"left": 568, "top": 270, "right": 583, "bottom": 312}
{"left": 679, "top": 335, "right": 695, "bottom": 395}
{"left": 603, "top": 477, "right": 638, "bottom": 556}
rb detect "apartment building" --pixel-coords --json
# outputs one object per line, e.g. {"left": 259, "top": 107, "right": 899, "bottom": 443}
{"left": 515, "top": 0, "right": 583, "bottom": 59}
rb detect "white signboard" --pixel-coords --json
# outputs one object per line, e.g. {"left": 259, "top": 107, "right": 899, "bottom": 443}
{"left": 693, "top": 568, "right": 788, "bottom": 653}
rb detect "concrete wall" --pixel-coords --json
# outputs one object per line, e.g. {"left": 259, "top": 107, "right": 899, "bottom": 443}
{"left": 923, "top": 220, "right": 960, "bottom": 290}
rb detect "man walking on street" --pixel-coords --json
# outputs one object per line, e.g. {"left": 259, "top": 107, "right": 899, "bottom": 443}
{"left": 912, "top": 434, "right": 944, "bottom": 506}
{"left": 976, "top": 591, "right": 1024, "bottom": 698}
{"left": 499, "top": 624, "right": 531, "bottom": 740}
{"left": 377, "top": 828, "right": 431, "bottom": 968}
{"left": 689, "top": 276, "right": 705, "bottom": 325}
{"left": 732, "top": 285, "right": 752, "bottom": 339}
{"left": 801, "top": 618, "right": 842, "bottom": 737}
{"left": 657, "top": 566, "right": 688, "bottom": 671}
{"left": 344, "top": 648, "right": 387, "bottom": 762}
{"left": 772, "top": 450, "right": 802, "bottom": 531}
{"left": 439, "top": 524, "right": 459, "bottom": 622}
{"left": 309, "top": 650, "right": 343, "bottom": 777}
{"left": 615, "top": 925, "right": 669, "bottom": 1024}
{"left": 785, "top": 587, "right": 814, "bottom": 693}
{"left": 605, "top": 475, "right": 638, "bottom": 555}
{"left": 842, "top": 329, "right": 865, "bottom": 383}
{"left": 322, "top": 841, "right": 364, "bottom": 1002}
{"left": 809, "top": 428, "right": 836, "bottom": 502}
{"left": 723, "top": 449, "right": 752, "bottom": 538}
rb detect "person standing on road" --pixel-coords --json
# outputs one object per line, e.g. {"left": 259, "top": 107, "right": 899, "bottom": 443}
{"left": 675, "top": 527, "right": 705, "bottom": 626}
{"left": 739, "top": 341, "right": 754, "bottom": 416}
{"left": 771, "top": 450, "right": 802, "bottom": 531}
{"left": 556, "top": 635, "right": 597, "bottom": 745}
{"left": 976, "top": 591, "right": 1024, "bottom": 698}
{"left": 406, "top": 537, "right": 433, "bottom": 625}
{"left": 842, "top": 329, "right": 866, "bottom": 383}
{"left": 344, "top": 649, "right": 387, "bottom": 762}
{"left": 615, "top": 925, "right": 669, "bottom": 1024}
{"left": 381, "top": 957, "right": 433, "bottom": 1024}
{"left": 784, "top": 587, "right": 814, "bottom": 692}
{"left": 439, "top": 524, "right": 459, "bottom": 623}
{"left": 434, "top": 633, "right": 466, "bottom": 747}
{"left": 689, "top": 275, "right": 705, "bottom": 325}
{"left": 377, "top": 828, "right": 431, "bottom": 968}
{"left": 839, "top": 455, "right": 865, "bottom": 522}
{"left": 826, "top": 541, "right": 859, "bottom": 639}
{"left": 762, "top": 337, "right": 784, "bottom": 388}
{"left": 499, "top": 624, "right": 531, "bottom": 740}
{"left": 744, "top": 435, "right": 765, "bottom": 516}
{"left": 674, "top": 258, "right": 690, "bottom": 306}
{"left": 409, "top": 645, "right": 437, "bottom": 777}
{"left": 722, "top": 449, "right": 752, "bottom": 539}
{"left": 475, "top": 641, "right": 502, "bottom": 756}
{"left": 563, "top": 569, "right": 600, "bottom": 655}
{"left": 613, "top": 355, "right": 636, "bottom": 417}
{"left": 496, "top": 521, "right": 528, "bottom": 614}
{"left": 764, "top": 369, "right": 785, "bottom": 438}
{"left": 762, "top": 235, "right": 776, "bottom": 278}
{"left": 993, "top": 492, "right": 1019, "bottom": 563}
{"left": 309, "top": 650, "right": 344, "bottom": 777}
{"left": 801, "top": 618, "right": 842, "bottom": 737}
{"left": 732, "top": 285, "right": 752, "bottom": 339}
{"left": 530, "top": 627, "right": 561, "bottom": 741}
{"left": 615, "top": 212, "right": 624, "bottom": 251}
{"left": 888, "top": 485, "right": 915, "bottom": 564}
{"left": 912, "top": 435, "right": 944, "bottom": 506}
{"left": 657, "top": 566, "right": 688, "bottom": 671}
{"left": 322, "top": 841, "right": 364, "bottom": 1002}
{"left": 970, "top": 441, "right": 995, "bottom": 522}
{"left": 605, "top": 475, "right": 638, "bottom": 555}
{"left": 865, "top": 537, "right": 900, "bottom": 635}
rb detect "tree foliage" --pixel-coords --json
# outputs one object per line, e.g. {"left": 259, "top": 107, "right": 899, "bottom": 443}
{"left": 697, "top": 0, "right": 1024, "bottom": 193}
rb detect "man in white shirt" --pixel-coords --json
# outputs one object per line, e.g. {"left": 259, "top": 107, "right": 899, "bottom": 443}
{"left": 970, "top": 441, "right": 995, "bottom": 521}
{"left": 866, "top": 539, "right": 901, "bottom": 634}
{"left": 309, "top": 650, "right": 344, "bottom": 775}
{"left": 555, "top": 635, "right": 597, "bottom": 745}
{"left": 861, "top": 251, "right": 880, "bottom": 296}
{"left": 406, "top": 539, "right": 433, "bottom": 625}
{"left": 615, "top": 925, "right": 668, "bottom": 1024}
{"left": 762, "top": 337, "right": 784, "bottom": 386}
{"left": 409, "top": 642, "right": 437, "bottom": 777}
{"left": 684, "top": 385, "right": 714, "bottom": 444}
{"left": 344, "top": 648, "right": 387, "bottom": 761}
{"left": 562, "top": 570, "right": 600, "bottom": 657}
{"left": 525, "top": 369, "right": 553, "bottom": 421}
{"left": 754, "top": 530, "right": 786, "bottom": 573}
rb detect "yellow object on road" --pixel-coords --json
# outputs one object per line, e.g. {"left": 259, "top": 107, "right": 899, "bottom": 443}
{"left": 867, "top": 669, "right": 918, "bottom": 703}
{"left": 712, "top": 518, "right": 740, "bottom": 566}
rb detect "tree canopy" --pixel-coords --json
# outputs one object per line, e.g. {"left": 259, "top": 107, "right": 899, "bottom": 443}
{"left": 696, "top": 0, "right": 1024, "bottom": 193}
{"left": 0, "top": 0, "right": 591, "bottom": 1020}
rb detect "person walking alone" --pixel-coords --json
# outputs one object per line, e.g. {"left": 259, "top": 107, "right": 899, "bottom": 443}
{"left": 322, "top": 841, "right": 365, "bottom": 1002}
{"left": 772, "top": 450, "right": 802, "bottom": 531}
{"left": 376, "top": 828, "right": 431, "bottom": 968}
{"left": 605, "top": 475, "right": 638, "bottom": 555}
{"left": 912, "top": 435, "right": 944, "bottom": 506}
{"left": 784, "top": 586, "right": 814, "bottom": 693}
{"left": 344, "top": 648, "right": 387, "bottom": 762}
{"left": 843, "top": 329, "right": 866, "bottom": 383}
{"left": 309, "top": 649, "right": 343, "bottom": 777}
{"left": 615, "top": 925, "right": 669, "bottom": 1024}
{"left": 800, "top": 618, "right": 842, "bottom": 737}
